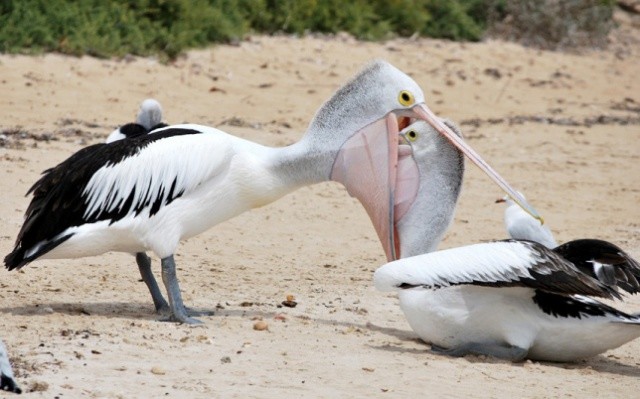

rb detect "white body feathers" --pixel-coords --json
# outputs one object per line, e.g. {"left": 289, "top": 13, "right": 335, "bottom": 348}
{"left": 502, "top": 195, "right": 558, "bottom": 248}
{"left": 375, "top": 241, "right": 640, "bottom": 362}
{"left": 39, "top": 125, "right": 300, "bottom": 260}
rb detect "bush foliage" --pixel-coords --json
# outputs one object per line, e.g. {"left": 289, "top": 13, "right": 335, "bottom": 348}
{"left": 486, "top": 0, "right": 616, "bottom": 50}
{"left": 0, "top": 0, "right": 616, "bottom": 59}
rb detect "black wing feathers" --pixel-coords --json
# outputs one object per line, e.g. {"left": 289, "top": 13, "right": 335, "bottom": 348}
{"left": 4, "top": 128, "right": 200, "bottom": 269}
{"left": 532, "top": 290, "right": 637, "bottom": 320}
{"left": 554, "top": 239, "right": 640, "bottom": 295}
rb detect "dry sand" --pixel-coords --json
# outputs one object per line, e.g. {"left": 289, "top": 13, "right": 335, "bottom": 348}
{"left": 1, "top": 25, "right": 640, "bottom": 399}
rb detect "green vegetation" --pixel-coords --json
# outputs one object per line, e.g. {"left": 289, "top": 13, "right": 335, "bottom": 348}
{"left": 0, "top": 0, "right": 616, "bottom": 60}
{"left": 486, "top": 0, "right": 616, "bottom": 50}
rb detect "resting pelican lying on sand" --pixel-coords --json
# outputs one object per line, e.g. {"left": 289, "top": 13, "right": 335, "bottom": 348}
{"left": 375, "top": 121, "right": 640, "bottom": 361}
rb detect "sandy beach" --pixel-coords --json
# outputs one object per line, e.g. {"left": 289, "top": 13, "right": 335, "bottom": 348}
{"left": 1, "top": 22, "right": 640, "bottom": 398}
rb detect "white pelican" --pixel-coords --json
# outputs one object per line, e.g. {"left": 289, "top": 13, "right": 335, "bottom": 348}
{"left": 4, "top": 60, "right": 537, "bottom": 324}
{"left": 374, "top": 121, "right": 640, "bottom": 361}
{"left": 106, "top": 99, "right": 173, "bottom": 314}
{"left": 0, "top": 340, "right": 21, "bottom": 394}
{"left": 496, "top": 193, "right": 558, "bottom": 248}
{"left": 105, "top": 98, "right": 167, "bottom": 143}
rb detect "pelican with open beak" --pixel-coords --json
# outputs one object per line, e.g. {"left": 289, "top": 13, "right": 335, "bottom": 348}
{"left": 4, "top": 60, "right": 538, "bottom": 324}
{"left": 330, "top": 61, "right": 540, "bottom": 261}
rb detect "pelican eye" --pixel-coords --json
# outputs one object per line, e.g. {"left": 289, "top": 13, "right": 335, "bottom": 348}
{"left": 406, "top": 130, "right": 418, "bottom": 142}
{"left": 398, "top": 90, "right": 415, "bottom": 106}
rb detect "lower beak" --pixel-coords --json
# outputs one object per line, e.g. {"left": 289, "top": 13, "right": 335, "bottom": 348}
{"left": 331, "top": 113, "right": 399, "bottom": 261}
{"left": 331, "top": 103, "right": 542, "bottom": 263}
{"left": 411, "top": 103, "right": 543, "bottom": 223}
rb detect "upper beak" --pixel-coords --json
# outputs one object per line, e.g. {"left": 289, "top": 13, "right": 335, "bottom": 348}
{"left": 411, "top": 103, "right": 543, "bottom": 224}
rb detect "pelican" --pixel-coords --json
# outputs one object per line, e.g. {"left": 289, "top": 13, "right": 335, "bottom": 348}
{"left": 106, "top": 99, "right": 173, "bottom": 314}
{"left": 4, "top": 60, "right": 536, "bottom": 324}
{"left": 374, "top": 121, "right": 640, "bottom": 362}
{"left": 105, "top": 98, "right": 167, "bottom": 143}
{"left": 496, "top": 193, "right": 558, "bottom": 248}
{"left": 0, "top": 340, "right": 21, "bottom": 394}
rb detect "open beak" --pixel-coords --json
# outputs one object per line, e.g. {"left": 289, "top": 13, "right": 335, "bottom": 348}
{"left": 331, "top": 114, "right": 400, "bottom": 261}
{"left": 331, "top": 102, "right": 542, "bottom": 263}
{"left": 411, "top": 103, "right": 543, "bottom": 224}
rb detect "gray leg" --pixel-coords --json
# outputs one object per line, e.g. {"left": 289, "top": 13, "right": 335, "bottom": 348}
{"left": 160, "top": 255, "right": 202, "bottom": 324}
{"left": 135, "top": 252, "right": 170, "bottom": 313}
{"left": 136, "top": 253, "right": 213, "bottom": 317}
{"left": 431, "top": 342, "right": 528, "bottom": 362}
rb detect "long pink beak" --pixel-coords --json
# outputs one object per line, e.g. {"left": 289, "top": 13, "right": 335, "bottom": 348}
{"left": 331, "top": 114, "right": 400, "bottom": 261}
{"left": 331, "top": 103, "right": 542, "bottom": 263}
{"left": 412, "top": 103, "right": 542, "bottom": 224}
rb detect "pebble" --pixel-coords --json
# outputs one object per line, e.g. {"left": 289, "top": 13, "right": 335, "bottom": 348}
{"left": 253, "top": 320, "right": 268, "bottom": 331}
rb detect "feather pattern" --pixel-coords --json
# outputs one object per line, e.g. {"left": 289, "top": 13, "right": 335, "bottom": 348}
{"left": 83, "top": 129, "right": 230, "bottom": 221}
{"left": 554, "top": 238, "right": 640, "bottom": 294}
{"left": 533, "top": 291, "right": 640, "bottom": 321}
{"left": 5, "top": 126, "right": 231, "bottom": 268}
{"left": 375, "top": 239, "right": 615, "bottom": 298}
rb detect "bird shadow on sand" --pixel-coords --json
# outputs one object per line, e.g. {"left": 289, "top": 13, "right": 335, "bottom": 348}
{"left": 539, "top": 356, "right": 640, "bottom": 378}
{"left": 4, "top": 302, "right": 639, "bottom": 377}
{"left": 0, "top": 301, "right": 169, "bottom": 321}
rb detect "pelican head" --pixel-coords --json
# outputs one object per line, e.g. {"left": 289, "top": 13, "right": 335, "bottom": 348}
{"left": 137, "top": 99, "right": 164, "bottom": 131}
{"left": 105, "top": 98, "right": 165, "bottom": 144}
{"left": 314, "top": 60, "right": 540, "bottom": 261}
{"left": 392, "top": 120, "right": 465, "bottom": 257}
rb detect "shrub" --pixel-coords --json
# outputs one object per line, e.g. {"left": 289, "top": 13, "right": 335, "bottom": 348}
{"left": 0, "top": 0, "right": 617, "bottom": 59}
{"left": 485, "top": 0, "right": 616, "bottom": 50}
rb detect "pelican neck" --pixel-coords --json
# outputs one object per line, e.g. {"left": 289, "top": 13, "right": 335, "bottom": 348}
{"left": 265, "top": 135, "right": 338, "bottom": 189}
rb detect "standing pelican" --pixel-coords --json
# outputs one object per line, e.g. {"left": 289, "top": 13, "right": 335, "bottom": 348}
{"left": 106, "top": 98, "right": 167, "bottom": 143}
{"left": 496, "top": 193, "right": 558, "bottom": 248}
{"left": 106, "top": 99, "right": 173, "bottom": 314}
{"left": 4, "top": 60, "right": 536, "bottom": 324}
{"left": 374, "top": 121, "right": 640, "bottom": 361}
{"left": 0, "top": 340, "right": 21, "bottom": 394}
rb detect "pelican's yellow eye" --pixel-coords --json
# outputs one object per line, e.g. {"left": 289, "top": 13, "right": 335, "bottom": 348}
{"left": 406, "top": 130, "right": 418, "bottom": 142}
{"left": 398, "top": 90, "right": 415, "bottom": 106}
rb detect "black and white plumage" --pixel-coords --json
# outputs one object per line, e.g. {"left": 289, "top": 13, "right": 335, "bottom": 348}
{"left": 375, "top": 239, "right": 640, "bottom": 362}
{"left": 496, "top": 193, "right": 558, "bottom": 248}
{"left": 0, "top": 340, "right": 21, "bottom": 394}
{"left": 9, "top": 60, "right": 506, "bottom": 324}
{"left": 374, "top": 120, "right": 640, "bottom": 362}
{"left": 105, "top": 99, "right": 173, "bottom": 313}
{"left": 496, "top": 194, "right": 638, "bottom": 291}
{"left": 106, "top": 98, "right": 167, "bottom": 143}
